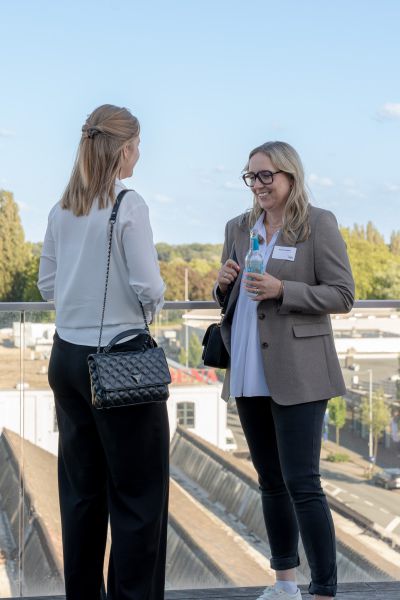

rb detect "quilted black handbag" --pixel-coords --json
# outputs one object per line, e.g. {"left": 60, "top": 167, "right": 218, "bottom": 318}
{"left": 88, "top": 190, "right": 171, "bottom": 410}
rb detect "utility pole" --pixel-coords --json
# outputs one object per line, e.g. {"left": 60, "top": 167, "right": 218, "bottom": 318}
{"left": 184, "top": 268, "right": 189, "bottom": 368}
{"left": 368, "top": 369, "right": 373, "bottom": 465}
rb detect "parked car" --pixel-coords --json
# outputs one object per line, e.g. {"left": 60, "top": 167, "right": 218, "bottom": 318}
{"left": 372, "top": 468, "right": 400, "bottom": 490}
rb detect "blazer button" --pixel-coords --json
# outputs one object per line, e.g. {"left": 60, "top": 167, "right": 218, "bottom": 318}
{"left": 258, "top": 313, "right": 265, "bottom": 320}
{"left": 262, "top": 342, "right": 269, "bottom": 348}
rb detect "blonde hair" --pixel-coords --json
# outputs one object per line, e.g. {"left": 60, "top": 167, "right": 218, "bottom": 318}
{"left": 61, "top": 104, "right": 140, "bottom": 216}
{"left": 245, "top": 141, "right": 310, "bottom": 243}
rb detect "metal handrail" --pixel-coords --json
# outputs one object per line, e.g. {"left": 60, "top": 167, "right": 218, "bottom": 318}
{"left": 0, "top": 299, "right": 400, "bottom": 312}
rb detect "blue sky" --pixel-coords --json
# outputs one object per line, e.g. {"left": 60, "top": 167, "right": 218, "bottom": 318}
{"left": 1, "top": 0, "right": 399, "bottom": 244}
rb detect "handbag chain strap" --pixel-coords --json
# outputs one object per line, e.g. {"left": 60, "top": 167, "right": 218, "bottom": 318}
{"left": 97, "top": 189, "right": 150, "bottom": 353}
{"left": 217, "top": 244, "right": 237, "bottom": 324}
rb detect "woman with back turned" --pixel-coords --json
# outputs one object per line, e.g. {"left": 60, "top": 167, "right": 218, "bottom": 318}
{"left": 214, "top": 141, "right": 354, "bottom": 599}
{"left": 38, "top": 104, "right": 169, "bottom": 600}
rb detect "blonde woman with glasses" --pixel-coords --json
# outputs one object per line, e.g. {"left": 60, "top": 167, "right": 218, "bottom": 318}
{"left": 38, "top": 105, "right": 168, "bottom": 600}
{"left": 214, "top": 141, "right": 355, "bottom": 600}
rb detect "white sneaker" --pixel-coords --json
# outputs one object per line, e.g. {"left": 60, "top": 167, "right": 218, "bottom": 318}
{"left": 257, "top": 585, "right": 302, "bottom": 600}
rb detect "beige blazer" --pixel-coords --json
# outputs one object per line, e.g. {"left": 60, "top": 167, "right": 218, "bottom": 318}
{"left": 217, "top": 205, "right": 355, "bottom": 405}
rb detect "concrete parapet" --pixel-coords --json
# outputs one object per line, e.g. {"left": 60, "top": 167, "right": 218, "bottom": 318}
{"left": 0, "top": 429, "right": 63, "bottom": 596}
{"left": 171, "top": 426, "right": 399, "bottom": 582}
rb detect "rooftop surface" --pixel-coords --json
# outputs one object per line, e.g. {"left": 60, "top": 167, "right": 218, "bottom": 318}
{"left": 5, "top": 582, "right": 400, "bottom": 599}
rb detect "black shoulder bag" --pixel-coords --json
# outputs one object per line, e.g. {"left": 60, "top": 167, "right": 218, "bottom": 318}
{"left": 202, "top": 245, "right": 238, "bottom": 369}
{"left": 87, "top": 190, "right": 171, "bottom": 409}
{"left": 201, "top": 287, "right": 232, "bottom": 368}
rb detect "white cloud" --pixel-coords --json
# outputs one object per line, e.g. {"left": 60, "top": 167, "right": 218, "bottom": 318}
{"left": 343, "top": 177, "right": 356, "bottom": 187}
{"left": 377, "top": 102, "right": 400, "bottom": 120}
{"left": 153, "top": 193, "right": 175, "bottom": 204}
{"left": 308, "top": 173, "right": 334, "bottom": 188}
{"left": 17, "top": 201, "right": 31, "bottom": 211}
{"left": 384, "top": 183, "right": 400, "bottom": 193}
{"left": 345, "top": 188, "right": 366, "bottom": 199}
{"left": 269, "top": 121, "right": 285, "bottom": 132}
{"left": 0, "top": 129, "right": 15, "bottom": 137}
{"left": 214, "top": 165, "right": 226, "bottom": 173}
{"left": 223, "top": 180, "right": 243, "bottom": 190}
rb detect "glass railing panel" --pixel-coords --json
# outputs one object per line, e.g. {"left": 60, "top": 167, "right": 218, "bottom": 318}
{"left": 164, "top": 303, "right": 400, "bottom": 588}
{"left": 0, "top": 302, "right": 399, "bottom": 597}
{"left": 0, "top": 311, "right": 25, "bottom": 598}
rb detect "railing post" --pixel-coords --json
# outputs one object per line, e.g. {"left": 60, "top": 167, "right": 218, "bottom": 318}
{"left": 18, "top": 310, "right": 26, "bottom": 597}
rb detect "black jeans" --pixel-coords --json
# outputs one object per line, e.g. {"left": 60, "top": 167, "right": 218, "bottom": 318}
{"left": 49, "top": 332, "right": 170, "bottom": 600}
{"left": 236, "top": 396, "right": 337, "bottom": 598}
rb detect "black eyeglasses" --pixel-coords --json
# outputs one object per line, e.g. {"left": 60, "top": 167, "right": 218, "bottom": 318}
{"left": 242, "top": 170, "right": 283, "bottom": 187}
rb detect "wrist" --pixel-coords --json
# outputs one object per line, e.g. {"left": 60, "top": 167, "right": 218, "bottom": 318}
{"left": 216, "top": 285, "right": 227, "bottom": 302}
{"left": 277, "top": 280, "right": 284, "bottom": 299}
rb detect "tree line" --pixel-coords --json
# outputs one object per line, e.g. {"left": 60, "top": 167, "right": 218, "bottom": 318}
{"left": 1, "top": 189, "right": 400, "bottom": 302}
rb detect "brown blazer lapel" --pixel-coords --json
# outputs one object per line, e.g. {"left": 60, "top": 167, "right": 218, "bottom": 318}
{"left": 234, "top": 226, "right": 250, "bottom": 269}
{"left": 224, "top": 220, "right": 249, "bottom": 319}
{"left": 265, "top": 230, "right": 299, "bottom": 279}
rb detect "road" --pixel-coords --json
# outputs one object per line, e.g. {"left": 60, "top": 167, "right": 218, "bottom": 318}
{"left": 227, "top": 409, "right": 400, "bottom": 539}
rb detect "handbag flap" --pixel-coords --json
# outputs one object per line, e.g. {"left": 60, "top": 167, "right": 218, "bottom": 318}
{"left": 202, "top": 322, "right": 220, "bottom": 346}
{"left": 89, "top": 347, "right": 171, "bottom": 391}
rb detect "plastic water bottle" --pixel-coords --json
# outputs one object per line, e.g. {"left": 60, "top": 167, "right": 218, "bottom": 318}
{"left": 245, "top": 231, "right": 264, "bottom": 274}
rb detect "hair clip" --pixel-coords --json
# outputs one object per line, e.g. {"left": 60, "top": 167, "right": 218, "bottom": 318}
{"left": 87, "top": 127, "right": 99, "bottom": 139}
{"left": 82, "top": 124, "right": 100, "bottom": 139}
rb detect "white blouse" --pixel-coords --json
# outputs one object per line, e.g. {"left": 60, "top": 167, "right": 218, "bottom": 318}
{"left": 38, "top": 179, "right": 165, "bottom": 346}
{"left": 230, "top": 213, "right": 279, "bottom": 398}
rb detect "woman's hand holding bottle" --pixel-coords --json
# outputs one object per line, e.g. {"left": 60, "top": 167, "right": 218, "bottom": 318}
{"left": 243, "top": 230, "right": 283, "bottom": 300}
{"left": 244, "top": 271, "right": 283, "bottom": 301}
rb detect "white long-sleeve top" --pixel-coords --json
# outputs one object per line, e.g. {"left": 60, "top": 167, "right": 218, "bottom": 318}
{"left": 230, "top": 212, "right": 279, "bottom": 397}
{"left": 38, "top": 179, "right": 165, "bottom": 346}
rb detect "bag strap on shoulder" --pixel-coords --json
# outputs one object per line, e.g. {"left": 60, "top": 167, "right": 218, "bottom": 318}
{"left": 97, "top": 189, "right": 150, "bottom": 353}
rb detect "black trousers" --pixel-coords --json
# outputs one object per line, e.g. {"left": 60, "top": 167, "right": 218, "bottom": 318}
{"left": 49, "top": 333, "right": 170, "bottom": 600}
{"left": 236, "top": 396, "right": 337, "bottom": 598}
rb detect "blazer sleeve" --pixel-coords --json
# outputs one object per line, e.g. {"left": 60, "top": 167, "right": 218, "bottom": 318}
{"left": 278, "top": 210, "right": 355, "bottom": 315}
{"left": 212, "top": 220, "right": 231, "bottom": 305}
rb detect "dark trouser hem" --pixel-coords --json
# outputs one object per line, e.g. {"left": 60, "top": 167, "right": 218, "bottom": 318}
{"left": 270, "top": 555, "right": 300, "bottom": 571}
{"left": 309, "top": 581, "right": 337, "bottom": 597}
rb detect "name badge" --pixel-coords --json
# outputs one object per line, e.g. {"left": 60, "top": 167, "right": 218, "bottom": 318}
{"left": 272, "top": 246, "right": 297, "bottom": 261}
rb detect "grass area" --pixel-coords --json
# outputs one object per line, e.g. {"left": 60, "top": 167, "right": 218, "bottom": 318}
{"left": 326, "top": 452, "right": 351, "bottom": 463}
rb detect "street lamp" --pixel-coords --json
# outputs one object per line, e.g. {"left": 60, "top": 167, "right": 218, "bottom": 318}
{"left": 367, "top": 369, "right": 373, "bottom": 464}
{"left": 352, "top": 367, "right": 374, "bottom": 463}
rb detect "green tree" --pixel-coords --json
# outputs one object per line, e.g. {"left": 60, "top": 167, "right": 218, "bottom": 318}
{"left": 156, "top": 242, "right": 222, "bottom": 263}
{"left": 179, "top": 347, "right": 187, "bottom": 366}
{"left": 360, "top": 388, "right": 391, "bottom": 464}
{"left": 390, "top": 231, "right": 400, "bottom": 256}
{"left": 329, "top": 396, "right": 347, "bottom": 445}
{"left": 156, "top": 243, "right": 177, "bottom": 262}
{"left": 188, "top": 333, "right": 203, "bottom": 368}
{"left": 341, "top": 224, "right": 400, "bottom": 299}
{"left": 0, "top": 190, "right": 28, "bottom": 300}
{"left": 366, "top": 221, "right": 384, "bottom": 245}
{"left": 160, "top": 259, "right": 219, "bottom": 301}
{"left": 21, "top": 253, "right": 42, "bottom": 301}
